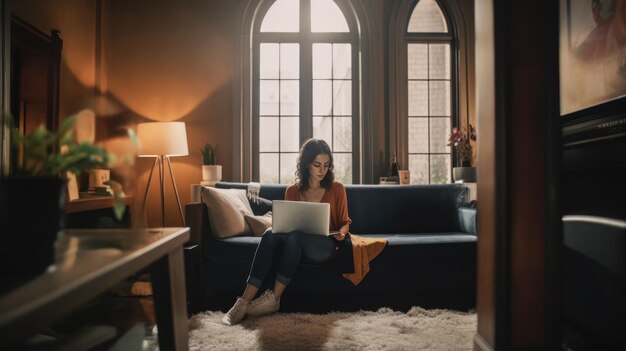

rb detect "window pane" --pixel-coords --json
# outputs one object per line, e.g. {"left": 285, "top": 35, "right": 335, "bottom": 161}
{"left": 408, "top": 44, "right": 427, "bottom": 80}
{"left": 333, "top": 153, "right": 352, "bottom": 184}
{"left": 311, "top": 0, "right": 349, "bottom": 33}
{"left": 260, "top": 153, "right": 279, "bottom": 183}
{"left": 259, "top": 117, "right": 279, "bottom": 152}
{"left": 409, "top": 154, "right": 429, "bottom": 184}
{"left": 280, "top": 44, "right": 299, "bottom": 79}
{"left": 312, "top": 44, "right": 332, "bottom": 79}
{"left": 261, "top": 0, "right": 299, "bottom": 32}
{"left": 333, "top": 117, "right": 352, "bottom": 152}
{"left": 429, "top": 81, "right": 450, "bottom": 116}
{"left": 280, "top": 80, "right": 299, "bottom": 115}
{"left": 429, "top": 44, "right": 450, "bottom": 80}
{"left": 260, "top": 44, "right": 279, "bottom": 79}
{"left": 408, "top": 117, "right": 428, "bottom": 153}
{"left": 280, "top": 153, "right": 298, "bottom": 183}
{"left": 313, "top": 116, "right": 333, "bottom": 148}
{"left": 429, "top": 117, "right": 450, "bottom": 153}
{"left": 280, "top": 117, "right": 300, "bottom": 152}
{"left": 430, "top": 154, "right": 451, "bottom": 184}
{"left": 313, "top": 80, "right": 332, "bottom": 115}
{"left": 407, "top": 0, "right": 448, "bottom": 33}
{"left": 333, "top": 44, "right": 351, "bottom": 79}
{"left": 260, "top": 80, "right": 279, "bottom": 115}
{"left": 333, "top": 80, "right": 351, "bottom": 115}
{"left": 408, "top": 81, "right": 428, "bottom": 116}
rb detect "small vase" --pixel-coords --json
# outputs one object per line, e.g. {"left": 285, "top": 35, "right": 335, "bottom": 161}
{"left": 201, "top": 165, "right": 222, "bottom": 186}
{"left": 453, "top": 167, "right": 477, "bottom": 182}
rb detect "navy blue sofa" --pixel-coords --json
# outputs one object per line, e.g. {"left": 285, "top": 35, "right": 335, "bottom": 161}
{"left": 184, "top": 182, "right": 477, "bottom": 312}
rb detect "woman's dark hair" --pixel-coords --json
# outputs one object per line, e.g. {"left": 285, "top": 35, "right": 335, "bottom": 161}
{"left": 295, "top": 138, "right": 334, "bottom": 192}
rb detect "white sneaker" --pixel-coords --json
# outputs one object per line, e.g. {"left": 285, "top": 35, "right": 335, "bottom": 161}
{"left": 222, "top": 297, "right": 248, "bottom": 325}
{"left": 246, "top": 290, "right": 280, "bottom": 317}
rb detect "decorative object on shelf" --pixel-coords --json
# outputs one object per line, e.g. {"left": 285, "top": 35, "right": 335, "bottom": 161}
{"left": 201, "top": 143, "right": 222, "bottom": 186}
{"left": 190, "top": 183, "right": 202, "bottom": 203}
{"left": 452, "top": 167, "right": 477, "bottom": 183}
{"left": 399, "top": 170, "right": 410, "bottom": 185}
{"left": 448, "top": 124, "right": 477, "bottom": 182}
{"left": 88, "top": 168, "right": 111, "bottom": 193}
{"left": 389, "top": 152, "right": 400, "bottom": 178}
{"left": 379, "top": 176, "right": 399, "bottom": 185}
{"left": 137, "top": 121, "right": 188, "bottom": 226}
{"left": 0, "top": 113, "right": 124, "bottom": 289}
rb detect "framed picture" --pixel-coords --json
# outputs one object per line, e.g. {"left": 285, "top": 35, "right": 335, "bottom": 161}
{"left": 560, "top": 0, "right": 626, "bottom": 114}
{"left": 560, "top": 0, "right": 626, "bottom": 144}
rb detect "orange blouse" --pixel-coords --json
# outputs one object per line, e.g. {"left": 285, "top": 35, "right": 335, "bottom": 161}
{"left": 284, "top": 181, "right": 352, "bottom": 231}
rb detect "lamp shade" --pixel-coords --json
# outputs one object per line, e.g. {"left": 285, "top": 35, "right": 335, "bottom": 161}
{"left": 137, "top": 122, "right": 189, "bottom": 157}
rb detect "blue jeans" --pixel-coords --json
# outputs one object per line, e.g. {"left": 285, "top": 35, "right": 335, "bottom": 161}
{"left": 247, "top": 229, "right": 337, "bottom": 288}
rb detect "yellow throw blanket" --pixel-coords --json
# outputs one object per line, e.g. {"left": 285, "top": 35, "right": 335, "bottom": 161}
{"left": 343, "top": 234, "right": 387, "bottom": 285}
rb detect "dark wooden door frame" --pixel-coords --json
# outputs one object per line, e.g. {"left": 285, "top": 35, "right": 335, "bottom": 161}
{"left": 475, "top": 0, "right": 562, "bottom": 349}
{"left": 10, "top": 14, "right": 62, "bottom": 133}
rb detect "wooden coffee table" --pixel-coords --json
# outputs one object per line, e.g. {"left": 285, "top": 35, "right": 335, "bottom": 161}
{"left": 0, "top": 227, "right": 190, "bottom": 350}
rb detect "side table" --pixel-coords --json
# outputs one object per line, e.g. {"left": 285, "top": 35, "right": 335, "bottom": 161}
{"left": 0, "top": 227, "right": 190, "bottom": 350}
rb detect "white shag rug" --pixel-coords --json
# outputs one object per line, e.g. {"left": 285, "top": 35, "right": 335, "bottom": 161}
{"left": 179, "top": 307, "right": 476, "bottom": 351}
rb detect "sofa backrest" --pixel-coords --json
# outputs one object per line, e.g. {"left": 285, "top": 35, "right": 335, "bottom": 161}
{"left": 215, "top": 182, "right": 468, "bottom": 234}
{"left": 346, "top": 184, "right": 468, "bottom": 234}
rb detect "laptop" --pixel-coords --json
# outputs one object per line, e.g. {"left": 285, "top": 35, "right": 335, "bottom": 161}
{"left": 272, "top": 200, "right": 339, "bottom": 236}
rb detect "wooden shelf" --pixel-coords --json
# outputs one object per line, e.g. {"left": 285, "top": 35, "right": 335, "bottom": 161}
{"left": 66, "top": 195, "right": 134, "bottom": 214}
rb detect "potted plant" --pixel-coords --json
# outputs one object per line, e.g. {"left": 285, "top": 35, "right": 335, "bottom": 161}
{"left": 201, "top": 143, "right": 222, "bottom": 186}
{"left": 0, "top": 113, "right": 124, "bottom": 288}
{"left": 447, "top": 124, "right": 477, "bottom": 182}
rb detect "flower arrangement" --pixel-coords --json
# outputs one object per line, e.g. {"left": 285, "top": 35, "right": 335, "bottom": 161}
{"left": 448, "top": 124, "right": 476, "bottom": 167}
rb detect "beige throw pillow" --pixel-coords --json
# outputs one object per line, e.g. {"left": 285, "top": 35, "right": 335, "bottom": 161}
{"left": 201, "top": 187, "right": 254, "bottom": 238}
{"left": 244, "top": 211, "right": 272, "bottom": 236}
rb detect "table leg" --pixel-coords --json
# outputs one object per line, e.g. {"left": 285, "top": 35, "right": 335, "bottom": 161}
{"left": 151, "top": 246, "right": 188, "bottom": 351}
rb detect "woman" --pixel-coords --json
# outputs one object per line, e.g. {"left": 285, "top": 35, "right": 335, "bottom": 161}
{"left": 223, "top": 138, "right": 351, "bottom": 325}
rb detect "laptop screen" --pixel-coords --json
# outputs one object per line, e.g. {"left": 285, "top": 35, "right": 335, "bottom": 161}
{"left": 271, "top": 200, "right": 331, "bottom": 236}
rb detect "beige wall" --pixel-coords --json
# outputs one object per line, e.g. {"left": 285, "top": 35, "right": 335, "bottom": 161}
{"left": 103, "top": 0, "right": 241, "bottom": 226}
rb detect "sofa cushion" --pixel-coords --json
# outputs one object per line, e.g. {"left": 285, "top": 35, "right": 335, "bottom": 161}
{"left": 203, "top": 233, "right": 475, "bottom": 265}
{"left": 201, "top": 187, "right": 254, "bottom": 237}
{"left": 250, "top": 197, "right": 273, "bottom": 215}
{"left": 217, "top": 182, "right": 286, "bottom": 202}
{"left": 244, "top": 212, "right": 272, "bottom": 236}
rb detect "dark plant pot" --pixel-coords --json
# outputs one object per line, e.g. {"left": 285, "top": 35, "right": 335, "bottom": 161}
{"left": 453, "top": 167, "right": 477, "bottom": 183}
{"left": 0, "top": 177, "right": 67, "bottom": 290}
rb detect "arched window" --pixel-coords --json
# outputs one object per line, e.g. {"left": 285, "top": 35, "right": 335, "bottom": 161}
{"left": 392, "top": 0, "right": 459, "bottom": 184}
{"left": 253, "top": 0, "right": 359, "bottom": 184}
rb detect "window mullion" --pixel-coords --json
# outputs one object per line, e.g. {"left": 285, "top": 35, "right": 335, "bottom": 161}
{"left": 301, "top": 0, "right": 312, "bottom": 144}
{"left": 252, "top": 39, "right": 260, "bottom": 182}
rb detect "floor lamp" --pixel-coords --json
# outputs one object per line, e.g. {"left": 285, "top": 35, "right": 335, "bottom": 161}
{"left": 137, "top": 122, "right": 188, "bottom": 227}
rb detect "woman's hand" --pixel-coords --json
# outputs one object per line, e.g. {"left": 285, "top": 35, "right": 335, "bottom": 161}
{"left": 333, "top": 231, "right": 346, "bottom": 241}
{"left": 333, "top": 224, "right": 349, "bottom": 241}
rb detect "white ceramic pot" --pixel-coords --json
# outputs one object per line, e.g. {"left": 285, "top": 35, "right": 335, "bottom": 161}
{"left": 201, "top": 165, "right": 222, "bottom": 186}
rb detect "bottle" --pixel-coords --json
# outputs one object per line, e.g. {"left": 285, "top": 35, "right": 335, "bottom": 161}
{"left": 390, "top": 153, "right": 399, "bottom": 178}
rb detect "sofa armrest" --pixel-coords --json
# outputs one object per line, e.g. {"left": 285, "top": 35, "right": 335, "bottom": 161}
{"left": 458, "top": 207, "right": 477, "bottom": 235}
{"left": 185, "top": 202, "right": 210, "bottom": 246}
